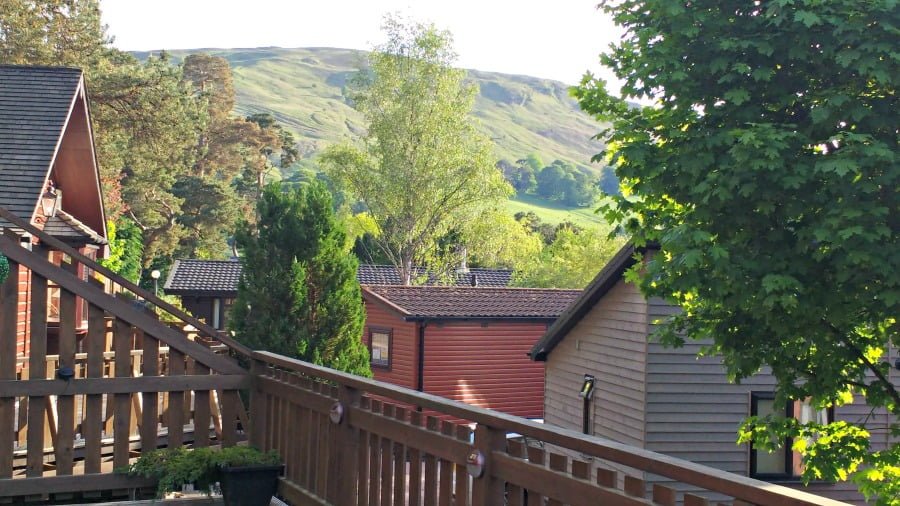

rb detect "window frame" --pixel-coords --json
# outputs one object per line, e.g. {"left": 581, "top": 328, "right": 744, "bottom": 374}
{"left": 368, "top": 327, "right": 392, "bottom": 370}
{"left": 749, "top": 392, "right": 834, "bottom": 481}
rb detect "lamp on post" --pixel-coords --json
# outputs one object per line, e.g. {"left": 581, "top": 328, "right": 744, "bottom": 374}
{"left": 40, "top": 181, "right": 62, "bottom": 219}
{"left": 150, "top": 269, "right": 161, "bottom": 297}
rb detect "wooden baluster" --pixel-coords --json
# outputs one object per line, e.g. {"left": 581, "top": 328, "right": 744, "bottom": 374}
{"left": 380, "top": 404, "right": 395, "bottom": 506}
{"left": 653, "top": 483, "right": 677, "bottom": 506}
{"left": 455, "top": 425, "right": 473, "bottom": 506}
{"left": 193, "top": 361, "right": 211, "bottom": 448}
{"left": 167, "top": 348, "right": 185, "bottom": 449}
{"left": 140, "top": 333, "right": 159, "bottom": 453}
{"left": 55, "top": 263, "right": 77, "bottom": 475}
{"left": 423, "top": 416, "right": 439, "bottom": 506}
{"left": 684, "top": 494, "right": 710, "bottom": 506}
{"left": 407, "top": 411, "right": 423, "bottom": 506}
{"left": 112, "top": 318, "right": 132, "bottom": 469}
{"left": 248, "top": 358, "right": 268, "bottom": 451}
{"left": 471, "top": 424, "right": 506, "bottom": 506}
{"left": 0, "top": 254, "right": 19, "bottom": 479}
{"left": 297, "top": 378, "right": 313, "bottom": 489}
{"left": 220, "top": 390, "right": 238, "bottom": 447}
{"left": 286, "top": 373, "right": 301, "bottom": 485}
{"left": 26, "top": 254, "right": 48, "bottom": 477}
{"left": 368, "top": 400, "right": 382, "bottom": 506}
{"left": 357, "top": 398, "right": 371, "bottom": 506}
{"left": 438, "top": 422, "right": 454, "bottom": 506}
{"left": 525, "top": 446, "right": 545, "bottom": 506}
{"left": 546, "top": 453, "right": 567, "bottom": 506}
{"left": 83, "top": 280, "right": 105, "bottom": 474}
{"left": 338, "top": 384, "right": 363, "bottom": 505}
{"left": 596, "top": 467, "right": 617, "bottom": 488}
{"left": 392, "top": 407, "right": 407, "bottom": 506}
{"left": 505, "top": 440, "right": 527, "bottom": 506}
{"left": 624, "top": 475, "right": 646, "bottom": 498}
{"left": 315, "top": 380, "right": 330, "bottom": 497}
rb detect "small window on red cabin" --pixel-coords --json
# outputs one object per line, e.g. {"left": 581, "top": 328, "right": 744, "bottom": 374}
{"left": 369, "top": 328, "right": 391, "bottom": 369}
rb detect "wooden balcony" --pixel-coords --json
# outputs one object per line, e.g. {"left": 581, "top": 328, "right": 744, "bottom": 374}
{"left": 0, "top": 206, "right": 848, "bottom": 505}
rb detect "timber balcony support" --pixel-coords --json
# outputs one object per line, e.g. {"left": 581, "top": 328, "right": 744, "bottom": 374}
{"left": 0, "top": 204, "right": 849, "bottom": 505}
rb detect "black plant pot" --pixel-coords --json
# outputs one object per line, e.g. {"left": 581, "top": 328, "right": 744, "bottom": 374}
{"left": 220, "top": 464, "right": 283, "bottom": 506}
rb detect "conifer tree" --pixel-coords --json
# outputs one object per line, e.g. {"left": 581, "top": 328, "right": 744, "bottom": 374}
{"left": 229, "top": 183, "right": 370, "bottom": 377}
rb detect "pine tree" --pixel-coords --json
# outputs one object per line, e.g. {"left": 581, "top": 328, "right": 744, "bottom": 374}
{"left": 229, "top": 183, "right": 370, "bottom": 377}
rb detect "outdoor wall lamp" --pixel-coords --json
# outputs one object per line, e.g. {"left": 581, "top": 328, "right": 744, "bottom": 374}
{"left": 57, "top": 366, "right": 75, "bottom": 381}
{"left": 579, "top": 374, "right": 596, "bottom": 400}
{"left": 41, "top": 181, "right": 62, "bottom": 218}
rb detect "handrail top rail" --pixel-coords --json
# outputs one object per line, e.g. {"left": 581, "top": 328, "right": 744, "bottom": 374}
{"left": 0, "top": 205, "right": 251, "bottom": 357}
{"left": 253, "top": 350, "right": 850, "bottom": 506}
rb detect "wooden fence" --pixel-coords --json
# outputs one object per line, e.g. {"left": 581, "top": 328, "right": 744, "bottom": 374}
{"left": 251, "top": 352, "right": 849, "bottom": 506}
{"left": 0, "top": 207, "right": 250, "bottom": 501}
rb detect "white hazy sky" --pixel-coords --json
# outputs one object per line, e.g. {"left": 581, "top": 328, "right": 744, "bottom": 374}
{"left": 100, "top": 0, "right": 622, "bottom": 86}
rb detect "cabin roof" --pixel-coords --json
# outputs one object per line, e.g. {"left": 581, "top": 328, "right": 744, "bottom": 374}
{"left": 42, "top": 209, "right": 107, "bottom": 245}
{"left": 530, "top": 243, "right": 648, "bottom": 361}
{"left": 357, "top": 264, "right": 511, "bottom": 287}
{"left": 362, "top": 285, "right": 582, "bottom": 321}
{"left": 163, "top": 260, "right": 513, "bottom": 296}
{"left": 0, "top": 65, "right": 82, "bottom": 225}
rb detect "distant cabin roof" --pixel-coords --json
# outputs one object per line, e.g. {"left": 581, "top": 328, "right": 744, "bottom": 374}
{"left": 357, "top": 264, "right": 512, "bottom": 287}
{"left": 0, "top": 65, "right": 83, "bottom": 225}
{"left": 163, "top": 260, "right": 513, "bottom": 296}
{"left": 362, "top": 285, "right": 582, "bottom": 321}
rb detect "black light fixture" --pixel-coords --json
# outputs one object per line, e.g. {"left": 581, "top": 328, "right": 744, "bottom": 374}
{"left": 579, "top": 374, "right": 596, "bottom": 400}
{"left": 56, "top": 366, "right": 75, "bottom": 381}
{"left": 40, "top": 181, "right": 62, "bottom": 219}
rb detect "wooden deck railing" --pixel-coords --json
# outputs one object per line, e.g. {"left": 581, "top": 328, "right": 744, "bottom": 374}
{"left": 0, "top": 222, "right": 250, "bottom": 501}
{"left": 251, "top": 351, "right": 849, "bottom": 506}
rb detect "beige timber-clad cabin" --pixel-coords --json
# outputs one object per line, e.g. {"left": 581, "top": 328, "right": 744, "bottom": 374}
{"left": 529, "top": 243, "right": 899, "bottom": 505}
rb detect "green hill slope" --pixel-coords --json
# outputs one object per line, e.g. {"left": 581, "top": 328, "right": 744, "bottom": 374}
{"left": 138, "top": 47, "right": 605, "bottom": 173}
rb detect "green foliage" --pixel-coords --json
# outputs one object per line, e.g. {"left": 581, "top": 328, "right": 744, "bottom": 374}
{"left": 0, "top": 254, "right": 8, "bottom": 285}
{"left": 127, "top": 446, "right": 280, "bottom": 498}
{"left": 514, "top": 224, "right": 625, "bottom": 289}
{"left": 148, "top": 47, "right": 606, "bottom": 181}
{"left": 100, "top": 218, "right": 143, "bottom": 283}
{"left": 320, "top": 16, "right": 512, "bottom": 284}
{"left": 230, "top": 183, "right": 370, "bottom": 377}
{"left": 576, "top": 0, "right": 899, "bottom": 502}
{"left": 535, "top": 160, "right": 599, "bottom": 206}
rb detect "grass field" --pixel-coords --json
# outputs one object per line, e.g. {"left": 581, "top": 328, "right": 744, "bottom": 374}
{"left": 504, "top": 194, "right": 608, "bottom": 227}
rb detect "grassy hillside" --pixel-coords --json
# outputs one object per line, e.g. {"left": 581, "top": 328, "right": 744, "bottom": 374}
{"left": 136, "top": 46, "right": 609, "bottom": 225}
{"left": 138, "top": 47, "right": 605, "bottom": 172}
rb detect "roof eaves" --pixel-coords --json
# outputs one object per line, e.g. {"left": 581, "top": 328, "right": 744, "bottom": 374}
{"left": 361, "top": 286, "right": 412, "bottom": 317}
{"left": 163, "top": 259, "right": 181, "bottom": 291}
{"left": 530, "top": 242, "right": 642, "bottom": 361}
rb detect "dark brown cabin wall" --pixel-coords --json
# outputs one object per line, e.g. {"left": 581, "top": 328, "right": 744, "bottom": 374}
{"left": 181, "top": 296, "right": 215, "bottom": 328}
{"left": 362, "top": 300, "right": 418, "bottom": 390}
{"left": 422, "top": 321, "right": 545, "bottom": 419}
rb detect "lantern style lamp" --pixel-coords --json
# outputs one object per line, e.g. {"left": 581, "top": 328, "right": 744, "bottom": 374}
{"left": 41, "top": 181, "right": 62, "bottom": 219}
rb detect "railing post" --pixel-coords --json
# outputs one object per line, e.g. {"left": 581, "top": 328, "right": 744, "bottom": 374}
{"left": 334, "top": 383, "right": 362, "bottom": 505}
{"left": 249, "top": 358, "right": 269, "bottom": 450}
{"left": 470, "top": 423, "right": 506, "bottom": 506}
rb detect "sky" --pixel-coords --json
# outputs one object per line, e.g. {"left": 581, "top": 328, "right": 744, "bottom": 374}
{"left": 100, "top": 0, "right": 623, "bottom": 86}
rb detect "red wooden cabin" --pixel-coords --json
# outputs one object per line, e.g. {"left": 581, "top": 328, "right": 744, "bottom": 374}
{"left": 361, "top": 285, "right": 581, "bottom": 419}
{"left": 0, "top": 65, "right": 108, "bottom": 360}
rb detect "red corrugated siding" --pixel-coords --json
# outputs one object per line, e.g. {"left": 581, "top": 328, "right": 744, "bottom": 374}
{"left": 423, "top": 322, "right": 546, "bottom": 419}
{"left": 362, "top": 301, "right": 418, "bottom": 390}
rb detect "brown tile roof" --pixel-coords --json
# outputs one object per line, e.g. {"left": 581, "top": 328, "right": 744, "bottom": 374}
{"left": 163, "top": 261, "right": 513, "bottom": 296}
{"left": 362, "top": 285, "right": 582, "bottom": 320}
{"left": 43, "top": 209, "right": 106, "bottom": 244}
{"left": 164, "top": 259, "right": 242, "bottom": 296}
{"left": 0, "top": 66, "right": 82, "bottom": 226}
{"left": 357, "top": 264, "right": 511, "bottom": 287}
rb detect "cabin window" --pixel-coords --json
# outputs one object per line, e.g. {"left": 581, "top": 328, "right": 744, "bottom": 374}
{"left": 212, "top": 298, "right": 222, "bottom": 329}
{"left": 749, "top": 393, "right": 831, "bottom": 480}
{"left": 369, "top": 328, "right": 392, "bottom": 369}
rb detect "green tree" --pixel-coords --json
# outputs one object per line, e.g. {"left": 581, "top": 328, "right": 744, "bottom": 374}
{"left": 229, "top": 183, "right": 370, "bottom": 377}
{"left": 514, "top": 225, "right": 624, "bottom": 289}
{"left": 320, "top": 16, "right": 511, "bottom": 285}
{"left": 575, "top": 1, "right": 898, "bottom": 502}
{"left": 100, "top": 218, "right": 143, "bottom": 283}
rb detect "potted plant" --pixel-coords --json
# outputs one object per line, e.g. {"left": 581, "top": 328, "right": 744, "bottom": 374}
{"left": 127, "top": 446, "right": 281, "bottom": 505}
